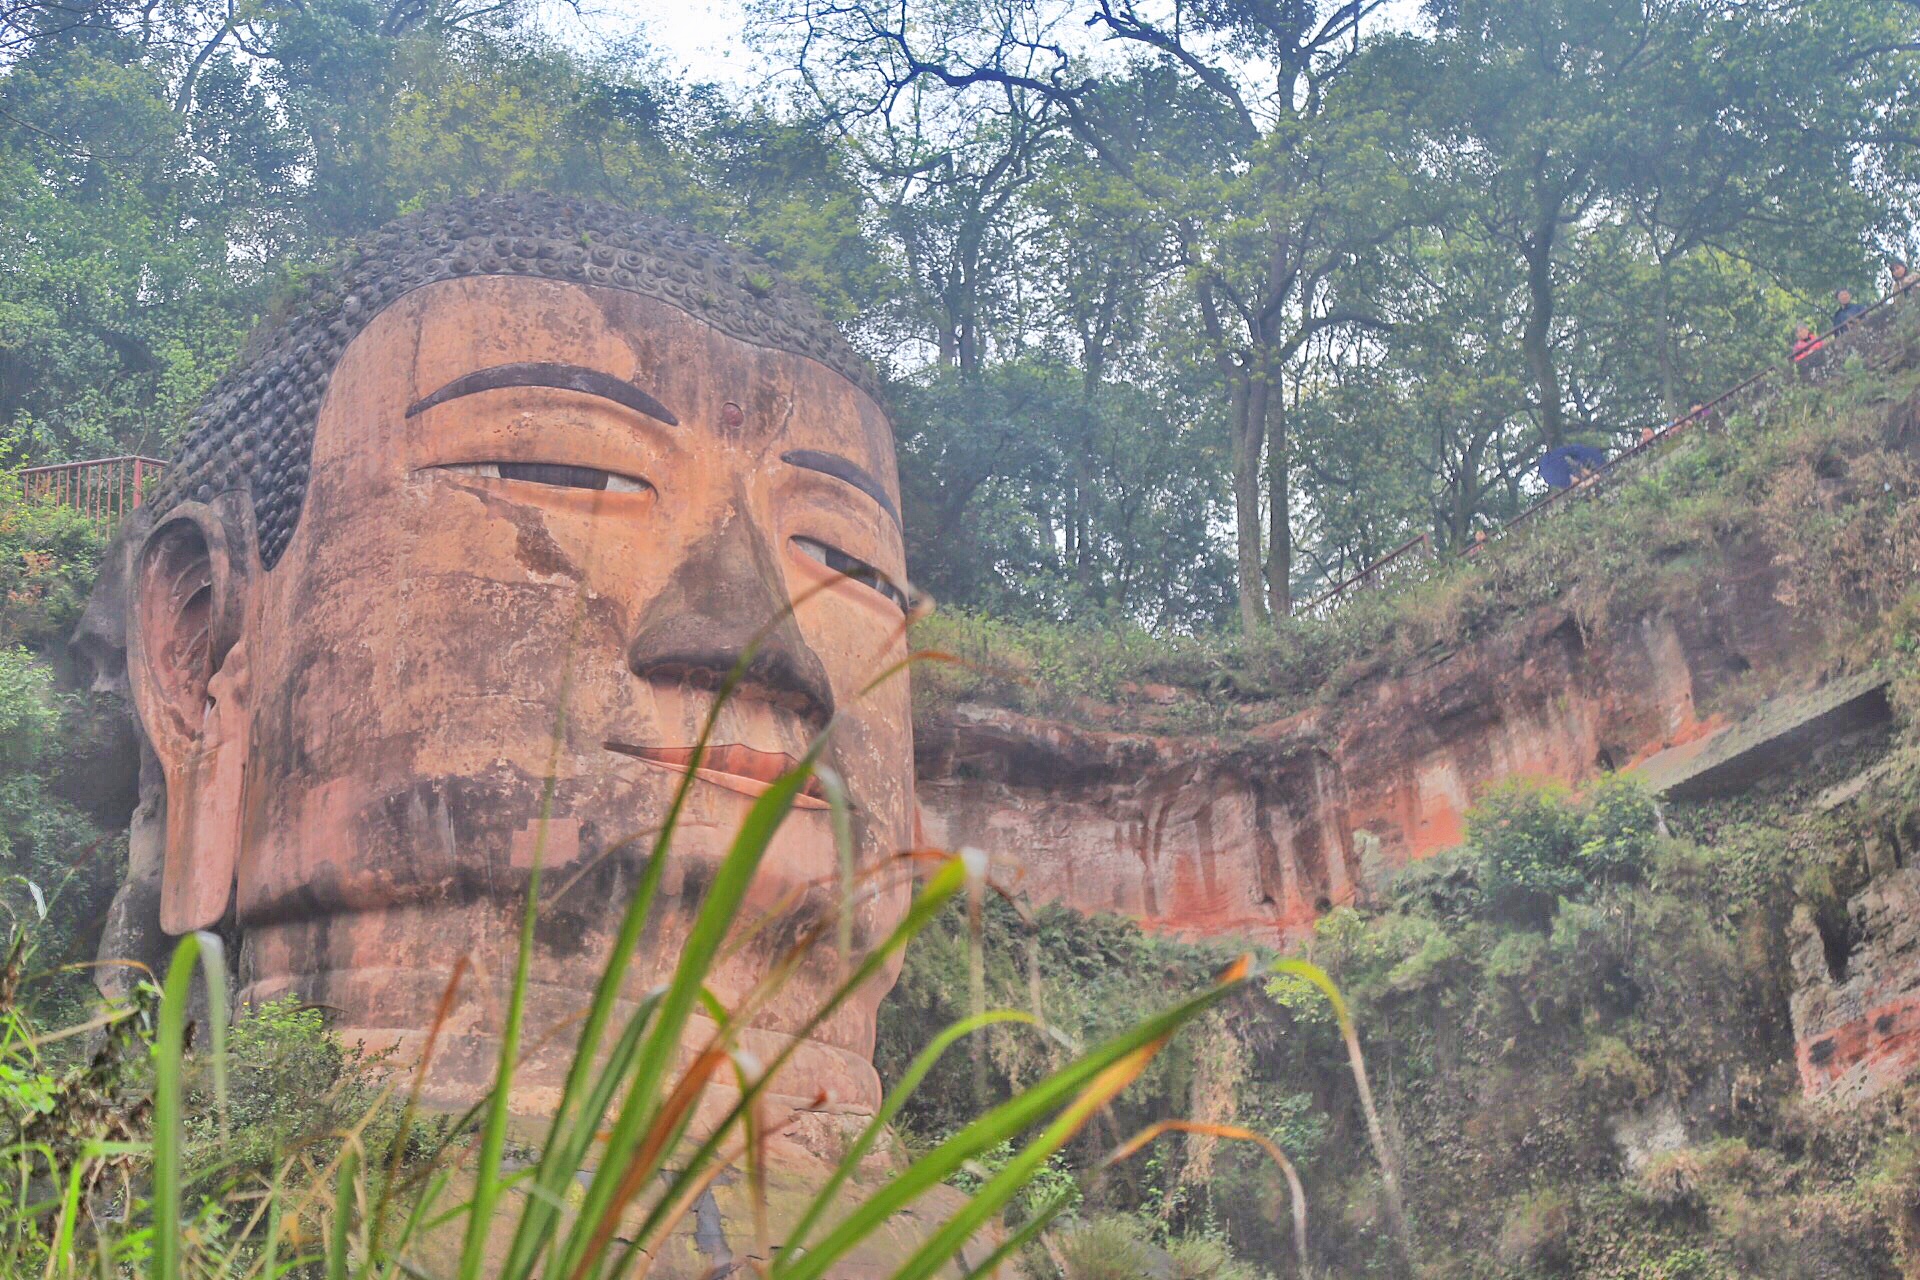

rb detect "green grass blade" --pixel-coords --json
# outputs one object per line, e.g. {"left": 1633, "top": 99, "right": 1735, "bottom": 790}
{"left": 491, "top": 851, "right": 669, "bottom": 1280}
{"left": 959, "top": 1186, "right": 1073, "bottom": 1279}
{"left": 456, "top": 790, "right": 555, "bottom": 1279}
{"left": 886, "top": 1042, "right": 1159, "bottom": 1280}
{"left": 770, "top": 969, "right": 1246, "bottom": 1280}
{"left": 480, "top": 989, "right": 662, "bottom": 1278}
{"left": 497, "top": 661, "right": 755, "bottom": 1280}
{"left": 1272, "top": 957, "right": 1408, "bottom": 1264}
{"left": 554, "top": 749, "right": 819, "bottom": 1280}
{"left": 48, "top": 1158, "right": 84, "bottom": 1280}
{"left": 504, "top": 594, "right": 851, "bottom": 1280}
{"left": 604, "top": 858, "right": 976, "bottom": 1276}
{"left": 816, "top": 764, "right": 855, "bottom": 963}
{"left": 785, "top": 1007, "right": 1037, "bottom": 1257}
{"left": 153, "top": 931, "right": 226, "bottom": 1280}
{"left": 329, "top": 1147, "right": 358, "bottom": 1280}
{"left": 375, "top": 1165, "right": 453, "bottom": 1280}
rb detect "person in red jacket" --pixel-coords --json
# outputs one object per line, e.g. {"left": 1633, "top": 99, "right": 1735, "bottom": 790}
{"left": 1791, "top": 323, "right": 1824, "bottom": 362}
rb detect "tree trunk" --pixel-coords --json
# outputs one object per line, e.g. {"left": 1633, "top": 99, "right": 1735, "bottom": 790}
{"left": 1521, "top": 226, "right": 1564, "bottom": 448}
{"left": 1075, "top": 368, "right": 1101, "bottom": 596}
{"left": 1450, "top": 428, "right": 1487, "bottom": 550}
{"left": 1264, "top": 373, "right": 1291, "bottom": 619}
{"left": 1230, "top": 368, "right": 1269, "bottom": 633}
{"left": 1656, "top": 259, "right": 1677, "bottom": 415}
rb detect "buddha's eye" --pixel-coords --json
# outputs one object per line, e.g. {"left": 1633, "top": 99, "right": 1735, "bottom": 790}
{"left": 792, "top": 536, "right": 909, "bottom": 611}
{"left": 440, "top": 462, "right": 651, "bottom": 493}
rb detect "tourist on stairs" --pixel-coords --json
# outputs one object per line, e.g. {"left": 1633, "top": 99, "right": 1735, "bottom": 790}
{"left": 1791, "top": 323, "right": 1824, "bottom": 362}
{"left": 1833, "top": 288, "right": 1870, "bottom": 331}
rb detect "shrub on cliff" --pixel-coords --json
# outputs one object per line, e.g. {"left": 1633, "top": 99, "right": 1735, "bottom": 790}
{"left": 0, "top": 646, "right": 116, "bottom": 994}
{"left": 180, "top": 998, "right": 429, "bottom": 1193}
{"left": 0, "top": 473, "right": 118, "bottom": 1005}
{"left": 1469, "top": 779, "right": 1587, "bottom": 925}
{"left": 1047, "top": 1214, "right": 1270, "bottom": 1280}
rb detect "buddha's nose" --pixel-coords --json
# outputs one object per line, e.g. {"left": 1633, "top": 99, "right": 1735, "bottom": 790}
{"left": 626, "top": 506, "right": 834, "bottom": 731}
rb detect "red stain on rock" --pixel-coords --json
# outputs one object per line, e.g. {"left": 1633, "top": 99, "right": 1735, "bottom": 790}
{"left": 1789, "top": 868, "right": 1920, "bottom": 1102}
{"left": 1794, "top": 994, "right": 1920, "bottom": 1099}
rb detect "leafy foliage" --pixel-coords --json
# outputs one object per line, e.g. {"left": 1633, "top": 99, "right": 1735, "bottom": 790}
{"left": 3, "top": 0, "right": 1916, "bottom": 628}
{"left": 0, "top": 475, "right": 117, "bottom": 1002}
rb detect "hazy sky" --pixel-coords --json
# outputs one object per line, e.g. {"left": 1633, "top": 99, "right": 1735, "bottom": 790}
{"left": 592, "top": 0, "right": 1431, "bottom": 91}
{"left": 578, "top": 0, "right": 769, "bottom": 85}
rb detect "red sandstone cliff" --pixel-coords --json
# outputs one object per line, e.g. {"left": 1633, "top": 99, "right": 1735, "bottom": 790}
{"left": 915, "top": 538, "right": 1822, "bottom": 947}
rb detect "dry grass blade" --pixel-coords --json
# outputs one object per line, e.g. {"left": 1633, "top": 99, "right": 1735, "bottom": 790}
{"left": 1269, "top": 958, "right": 1408, "bottom": 1274}
{"left": 1100, "top": 1121, "right": 1312, "bottom": 1278}
{"left": 568, "top": 1047, "right": 730, "bottom": 1280}
{"left": 364, "top": 953, "right": 469, "bottom": 1262}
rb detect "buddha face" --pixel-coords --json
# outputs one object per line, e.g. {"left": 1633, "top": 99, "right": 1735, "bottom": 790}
{"left": 130, "top": 274, "right": 915, "bottom": 1116}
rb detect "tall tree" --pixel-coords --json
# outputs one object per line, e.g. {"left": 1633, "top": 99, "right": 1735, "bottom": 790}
{"left": 1421, "top": 0, "right": 1667, "bottom": 450}
{"left": 757, "top": 0, "right": 1425, "bottom": 630}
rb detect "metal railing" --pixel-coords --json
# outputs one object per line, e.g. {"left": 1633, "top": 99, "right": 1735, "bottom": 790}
{"left": 17, "top": 456, "right": 169, "bottom": 528}
{"left": 1304, "top": 286, "right": 1916, "bottom": 613}
{"left": 1297, "top": 533, "right": 1432, "bottom": 620}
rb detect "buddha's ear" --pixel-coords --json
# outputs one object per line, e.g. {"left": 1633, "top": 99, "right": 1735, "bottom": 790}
{"left": 126, "top": 502, "right": 253, "bottom": 934}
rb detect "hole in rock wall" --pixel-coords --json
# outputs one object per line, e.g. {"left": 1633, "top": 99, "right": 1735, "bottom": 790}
{"left": 1816, "top": 908, "right": 1857, "bottom": 985}
{"left": 1893, "top": 808, "right": 1920, "bottom": 868}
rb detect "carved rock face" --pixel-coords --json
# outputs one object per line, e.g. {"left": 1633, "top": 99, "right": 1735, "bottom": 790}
{"left": 160, "top": 275, "right": 915, "bottom": 1117}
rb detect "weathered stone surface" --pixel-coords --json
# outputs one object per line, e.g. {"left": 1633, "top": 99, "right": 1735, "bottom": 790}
{"left": 1789, "top": 868, "right": 1920, "bottom": 1103}
{"left": 1631, "top": 669, "right": 1890, "bottom": 799}
{"left": 84, "top": 200, "right": 924, "bottom": 1237}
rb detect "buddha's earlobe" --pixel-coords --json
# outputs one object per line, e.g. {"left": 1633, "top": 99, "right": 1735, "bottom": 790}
{"left": 127, "top": 504, "right": 252, "bottom": 933}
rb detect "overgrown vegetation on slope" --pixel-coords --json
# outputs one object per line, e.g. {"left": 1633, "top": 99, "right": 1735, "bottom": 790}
{"left": 911, "top": 309, "right": 1920, "bottom": 733}
{"left": 0, "top": 469, "right": 121, "bottom": 1021}
{"left": 879, "top": 755, "right": 1920, "bottom": 1277}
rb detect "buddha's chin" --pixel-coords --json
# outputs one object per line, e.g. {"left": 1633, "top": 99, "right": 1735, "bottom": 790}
{"left": 237, "top": 938, "right": 890, "bottom": 1127}
{"left": 402, "top": 1018, "right": 884, "bottom": 1122}
{"left": 300, "top": 1008, "right": 886, "bottom": 1148}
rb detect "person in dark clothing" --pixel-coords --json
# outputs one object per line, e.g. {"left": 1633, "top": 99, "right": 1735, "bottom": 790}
{"left": 1833, "top": 288, "right": 1870, "bottom": 330}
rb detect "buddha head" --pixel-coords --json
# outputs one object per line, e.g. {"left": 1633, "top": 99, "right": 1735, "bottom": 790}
{"left": 93, "top": 194, "right": 916, "bottom": 1118}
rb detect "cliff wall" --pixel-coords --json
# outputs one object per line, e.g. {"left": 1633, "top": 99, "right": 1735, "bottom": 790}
{"left": 915, "top": 539, "right": 1821, "bottom": 946}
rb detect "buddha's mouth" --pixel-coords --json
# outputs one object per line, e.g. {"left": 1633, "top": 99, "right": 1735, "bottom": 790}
{"left": 604, "top": 741, "right": 831, "bottom": 810}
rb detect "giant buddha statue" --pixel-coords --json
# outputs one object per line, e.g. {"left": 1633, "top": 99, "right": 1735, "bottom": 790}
{"left": 79, "top": 194, "right": 927, "bottom": 1265}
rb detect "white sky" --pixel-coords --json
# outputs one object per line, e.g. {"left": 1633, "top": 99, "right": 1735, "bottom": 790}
{"left": 563, "top": 0, "right": 771, "bottom": 87}
{"left": 566, "top": 0, "right": 1430, "bottom": 92}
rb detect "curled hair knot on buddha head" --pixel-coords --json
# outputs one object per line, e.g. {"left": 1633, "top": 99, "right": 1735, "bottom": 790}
{"left": 149, "top": 191, "right": 881, "bottom": 569}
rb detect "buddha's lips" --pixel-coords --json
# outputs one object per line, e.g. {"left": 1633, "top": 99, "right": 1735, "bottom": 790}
{"left": 604, "top": 741, "right": 830, "bottom": 810}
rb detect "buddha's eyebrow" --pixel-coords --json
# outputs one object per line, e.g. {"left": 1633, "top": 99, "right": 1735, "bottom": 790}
{"left": 782, "top": 449, "right": 901, "bottom": 529}
{"left": 405, "top": 362, "right": 679, "bottom": 427}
